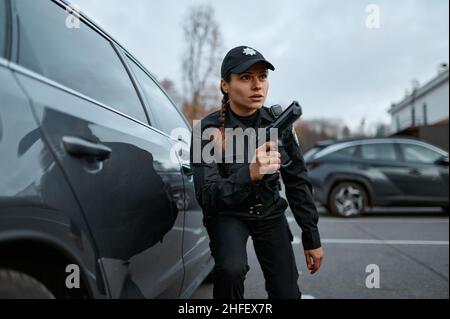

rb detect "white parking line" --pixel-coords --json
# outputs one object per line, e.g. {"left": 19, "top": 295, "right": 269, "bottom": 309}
{"left": 292, "top": 237, "right": 449, "bottom": 246}
{"left": 320, "top": 220, "right": 449, "bottom": 224}
{"left": 286, "top": 216, "right": 449, "bottom": 224}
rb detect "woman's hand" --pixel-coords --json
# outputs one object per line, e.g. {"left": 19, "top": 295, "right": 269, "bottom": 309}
{"left": 304, "top": 247, "right": 324, "bottom": 275}
{"left": 249, "top": 141, "right": 281, "bottom": 182}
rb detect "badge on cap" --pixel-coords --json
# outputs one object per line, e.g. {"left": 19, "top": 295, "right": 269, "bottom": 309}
{"left": 243, "top": 47, "right": 257, "bottom": 56}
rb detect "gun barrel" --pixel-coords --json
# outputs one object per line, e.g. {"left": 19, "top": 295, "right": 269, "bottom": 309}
{"left": 266, "top": 101, "right": 303, "bottom": 140}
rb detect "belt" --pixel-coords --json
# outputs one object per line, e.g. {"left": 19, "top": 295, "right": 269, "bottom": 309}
{"left": 249, "top": 204, "right": 264, "bottom": 216}
{"left": 212, "top": 195, "right": 283, "bottom": 218}
{"left": 240, "top": 195, "right": 281, "bottom": 216}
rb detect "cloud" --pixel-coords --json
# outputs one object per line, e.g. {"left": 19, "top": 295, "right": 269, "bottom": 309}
{"left": 74, "top": 0, "right": 449, "bottom": 130}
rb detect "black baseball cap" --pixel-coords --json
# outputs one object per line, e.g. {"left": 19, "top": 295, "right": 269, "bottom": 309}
{"left": 221, "top": 46, "right": 275, "bottom": 79}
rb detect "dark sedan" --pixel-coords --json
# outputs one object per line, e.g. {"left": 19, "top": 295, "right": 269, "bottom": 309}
{"left": 304, "top": 138, "right": 449, "bottom": 217}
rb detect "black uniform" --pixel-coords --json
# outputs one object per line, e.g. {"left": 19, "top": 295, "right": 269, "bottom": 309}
{"left": 190, "top": 105, "right": 322, "bottom": 299}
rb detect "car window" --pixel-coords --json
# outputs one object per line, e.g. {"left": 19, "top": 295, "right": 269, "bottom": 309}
{"left": 304, "top": 147, "right": 322, "bottom": 161}
{"left": 126, "top": 57, "right": 190, "bottom": 136}
{"left": 0, "top": 0, "right": 7, "bottom": 58}
{"left": 401, "top": 143, "right": 444, "bottom": 164}
{"left": 332, "top": 146, "right": 357, "bottom": 157}
{"left": 361, "top": 143, "right": 397, "bottom": 161}
{"left": 14, "top": 0, "right": 147, "bottom": 122}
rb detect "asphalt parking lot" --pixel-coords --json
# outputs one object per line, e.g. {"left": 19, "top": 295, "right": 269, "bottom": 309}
{"left": 192, "top": 207, "right": 449, "bottom": 299}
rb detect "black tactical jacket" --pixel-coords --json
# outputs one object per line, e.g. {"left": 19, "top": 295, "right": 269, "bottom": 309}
{"left": 190, "top": 106, "right": 322, "bottom": 250}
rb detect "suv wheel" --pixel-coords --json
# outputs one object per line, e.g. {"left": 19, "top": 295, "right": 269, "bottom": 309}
{"left": 329, "top": 182, "right": 368, "bottom": 217}
{"left": 0, "top": 269, "right": 55, "bottom": 299}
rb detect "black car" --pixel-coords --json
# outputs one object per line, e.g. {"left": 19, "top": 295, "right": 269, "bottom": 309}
{"left": 305, "top": 138, "right": 449, "bottom": 217}
{"left": 0, "top": 0, "right": 213, "bottom": 298}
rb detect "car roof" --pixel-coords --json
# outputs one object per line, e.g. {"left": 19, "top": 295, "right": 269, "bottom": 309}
{"left": 314, "top": 136, "right": 422, "bottom": 148}
{"left": 312, "top": 136, "right": 448, "bottom": 159}
{"left": 315, "top": 138, "right": 368, "bottom": 148}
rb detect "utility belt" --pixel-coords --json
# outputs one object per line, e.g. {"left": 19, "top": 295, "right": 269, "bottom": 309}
{"left": 233, "top": 194, "right": 286, "bottom": 217}
{"left": 204, "top": 196, "right": 288, "bottom": 223}
{"left": 235, "top": 174, "right": 284, "bottom": 216}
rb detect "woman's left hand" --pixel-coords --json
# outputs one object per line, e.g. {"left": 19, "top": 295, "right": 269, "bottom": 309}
{"left": 304, "top": 247, "right": 324, "bottom": 275}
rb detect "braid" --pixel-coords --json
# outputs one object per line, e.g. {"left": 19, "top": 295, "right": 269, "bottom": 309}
{"left": 219, "top": 93, "right": 229, "bottom": 149}
{"left": 217, "top": 73, "right": 231, "bottom": 151}
{"left": 219, "top": 94, "right": 228, "bottom": 125}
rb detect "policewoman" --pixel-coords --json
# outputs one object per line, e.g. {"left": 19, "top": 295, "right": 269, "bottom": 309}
{"left": 190, "top": 46, "right": 324, "bottom": 299}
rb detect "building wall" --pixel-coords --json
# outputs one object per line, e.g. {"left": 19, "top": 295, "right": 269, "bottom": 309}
{"left": 391, "top": 75, "right": 449, "bottom": 132}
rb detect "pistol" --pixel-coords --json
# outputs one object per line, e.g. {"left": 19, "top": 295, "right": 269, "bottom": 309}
{"left": 265, "top": 101, "right": 303, "bottom": 168}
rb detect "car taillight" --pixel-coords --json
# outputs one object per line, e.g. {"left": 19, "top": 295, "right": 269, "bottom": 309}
{"left": 306, "top": 161, "right": 322, "bottom": 170}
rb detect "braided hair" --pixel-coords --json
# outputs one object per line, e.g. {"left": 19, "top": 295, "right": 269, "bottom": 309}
{"left": 218, "top": 76, "right": 231, "bottom": 150}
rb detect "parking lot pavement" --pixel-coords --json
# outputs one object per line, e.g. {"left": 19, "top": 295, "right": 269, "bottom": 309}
{"left": 191, "top": 208, "right": 449, "bottom": 299}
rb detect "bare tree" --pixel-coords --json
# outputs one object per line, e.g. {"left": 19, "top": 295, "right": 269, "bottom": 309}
{"left": 341, "top": 126, "right": 351, "bottom": 139}
{"left": 295, "top": 118, "right": 350, "bottom": 152}
{"left": 160, "top": 78, "right": 183, "bottom": 108}
{"left": 181, "top": 5, "right": 223, "bottom": 125}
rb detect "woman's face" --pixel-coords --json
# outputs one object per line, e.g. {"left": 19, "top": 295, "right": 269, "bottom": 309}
{"left": 221, "top": 62, "right": 269, "bottom": 115}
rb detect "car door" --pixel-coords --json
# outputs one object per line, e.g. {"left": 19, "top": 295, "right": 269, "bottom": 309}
{"left": 11, "top": 0, "right": 184, "bottom": 298}
{"left": 355, "top": 142, "right": 413, "bottom": 203}
{"left": 124, "top": 56, "right": 212, "bottom": 296}
{"left": 397, "top": 142, "right": 449, "bottom": 202}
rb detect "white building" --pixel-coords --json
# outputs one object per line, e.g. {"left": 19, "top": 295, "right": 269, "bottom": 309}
{"left": 388, "top": 64, "right": 449, "bottom": 150}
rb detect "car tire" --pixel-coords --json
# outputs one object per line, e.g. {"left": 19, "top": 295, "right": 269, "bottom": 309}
{"left": 0, "top": 269, "right": 55, "bottom": 299}
{"left": 328, "top": 182, "right": 368, "bottom": 217}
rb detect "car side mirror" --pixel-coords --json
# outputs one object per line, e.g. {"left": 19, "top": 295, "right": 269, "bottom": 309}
{"left": 436, "top": 156, "right": 449, "bottom": 166}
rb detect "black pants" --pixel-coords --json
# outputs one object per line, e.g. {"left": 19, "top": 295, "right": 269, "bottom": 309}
{"left": 206, "top": 214, "right": 301, "bottom": 299}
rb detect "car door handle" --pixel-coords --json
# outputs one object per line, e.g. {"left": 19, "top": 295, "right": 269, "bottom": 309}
{"left": 181, "top": 164, "right": 193, "bottom": 176}
{"left": 62, "top": 136, "right": 112, "bottom": 161}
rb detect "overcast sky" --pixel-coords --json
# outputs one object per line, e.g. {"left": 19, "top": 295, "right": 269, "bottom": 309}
{"left": 73, "top": 0, "right": 449, "bottom": 132}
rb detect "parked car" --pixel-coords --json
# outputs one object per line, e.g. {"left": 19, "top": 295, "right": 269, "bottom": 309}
{"left": 305, "top": 137, "right": 449, "bottom": 217}
{"left": 304, "top": 138, "right": 362, "bottom": 162}
{"left": 0, "top": 0, "right": 213, "bottom": 298}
